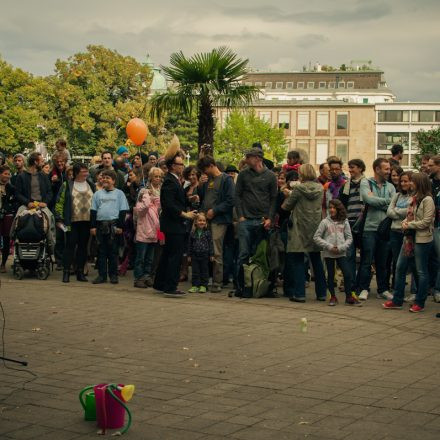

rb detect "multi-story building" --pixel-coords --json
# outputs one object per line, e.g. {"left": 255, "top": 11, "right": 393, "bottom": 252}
{"left": 217, "top": 100, "right": 376, "bottom": 169}
{"left": 243, "top": 69, "right": 395, "bottom": 104}
{"left": 375, "top": 103, "right": 440, "bottom": 168}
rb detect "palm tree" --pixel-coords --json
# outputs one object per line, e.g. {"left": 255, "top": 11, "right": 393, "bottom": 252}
{"left": 149, "top": 47, "right": 260, "bottom": 156}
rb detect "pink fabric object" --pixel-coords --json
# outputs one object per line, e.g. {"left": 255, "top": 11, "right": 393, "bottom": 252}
{"left": 94, "top": 384, "right": 125, "bottom": 430}
{"left": 134, "top": 189, "right": 160, "bottom": 243}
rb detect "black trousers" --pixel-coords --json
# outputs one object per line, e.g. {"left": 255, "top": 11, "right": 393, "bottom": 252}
{"left": 63, "top": 221, "right": 90, "bottom": 273}
{"left": 54, "top": 227, "right": 65, "bottom": 265}
{"left": 191, "top": 255, "right": 209, "bottom": 287}
{"left": 96, "top": 231, "right": 120, "bottom": 279}
{"left": 154, "top": 233, "right": 185, "bottom": 293}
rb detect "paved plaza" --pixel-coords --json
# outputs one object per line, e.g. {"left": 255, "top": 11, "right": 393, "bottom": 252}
{"left": 0, "top": 270, "right": 439, "bottom": 440}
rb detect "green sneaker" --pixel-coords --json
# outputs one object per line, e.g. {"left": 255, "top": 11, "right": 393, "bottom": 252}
{"left": 188, "top": 286, "right": 199, "bottom": 293}
{"left": 199, "top": 286, "right": 207, "bottom": 293}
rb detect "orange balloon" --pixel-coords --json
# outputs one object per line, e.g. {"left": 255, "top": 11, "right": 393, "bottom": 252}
{"left": 126, "top": 118, "right": 148, "bottom": 146}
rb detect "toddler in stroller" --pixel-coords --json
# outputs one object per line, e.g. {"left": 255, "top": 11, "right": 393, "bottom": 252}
{"left": 11, "top": 205, "right": 53, "bottom": 279}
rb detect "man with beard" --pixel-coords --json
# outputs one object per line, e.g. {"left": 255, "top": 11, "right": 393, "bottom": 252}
{"left": 11, "top": 153, "right": 26, "bottom": 186}
{"left": 15, "top": 152, "right": 56, "bottom": 252}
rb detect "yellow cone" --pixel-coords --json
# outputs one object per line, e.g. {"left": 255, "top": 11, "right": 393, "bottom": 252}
{"left": 121, "top": 385, "right": 135, "bottom": 402}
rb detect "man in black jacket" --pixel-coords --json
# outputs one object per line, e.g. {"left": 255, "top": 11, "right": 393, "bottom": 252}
{"left": 153, "top": 152, "right": 196, "bottom": 297}
{"left": 15, "top": 152, "right": 52, "bottom": 208}
{"left": 197, "top": 155, "right": 234, "bottom": 292}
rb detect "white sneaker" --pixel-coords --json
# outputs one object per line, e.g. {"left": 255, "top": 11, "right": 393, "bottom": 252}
{"left": 377, "top": 290, "right": 393, "bottom": 300}
{"left": 358, "top": 290, "right": 369, "bottom": 301}
{"left": 432, "top": 292, "right": 440, "bottom": 303}
{"left": 404, "top": 293, "right": 416, "bottom": 303}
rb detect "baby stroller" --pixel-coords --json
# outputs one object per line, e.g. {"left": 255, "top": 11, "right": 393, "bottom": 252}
{"left": 11, "top": 208, "right": 52, "bottom": 280}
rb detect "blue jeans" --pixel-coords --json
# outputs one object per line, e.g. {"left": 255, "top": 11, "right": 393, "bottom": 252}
{"left": 345, "top": 241, "right": 357, "bottom": 292}
{"left": 357, "top": 231, "right": 390, "bottom": 294}
{"left": 284, "top": 251, "right": 326, "bottom": 299}
{"left": 134, "top": 242, "right": 155, "bottom": 280}
{"left": 236, "top": 219, "right": 265, "bottom": 290}
{"left": 389, "top": 230, "right": 404, "bottom": 289}
{"left": 393, "top": 241, "right": 432, "bottom": 307}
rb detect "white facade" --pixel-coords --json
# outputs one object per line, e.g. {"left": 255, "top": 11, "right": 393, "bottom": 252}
{"left": 262, "top": 89, "right": 395, "bottom": 104}
{"left": 375, "top": 103, "right": 440, "bottom": 168}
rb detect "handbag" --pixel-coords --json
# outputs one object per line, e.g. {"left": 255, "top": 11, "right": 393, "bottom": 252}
{"left": 351, "top": 204, "right": 368, "bottom": 248}
{"left": 377, "top": 216, "right": 392, "bottom": 241}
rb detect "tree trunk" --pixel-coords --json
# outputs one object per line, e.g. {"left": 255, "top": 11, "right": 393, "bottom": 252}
{"left": 197, "top": 97, "right": 214, "bottom": 157}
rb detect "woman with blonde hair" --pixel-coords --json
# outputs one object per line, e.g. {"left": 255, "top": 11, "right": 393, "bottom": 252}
{"left": 282, "top": 164, "right": 327, "bottom": 302}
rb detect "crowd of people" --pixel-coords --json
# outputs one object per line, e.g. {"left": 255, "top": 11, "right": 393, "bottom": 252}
{"left": 1, "top": 139, "right": 439, "bottom": 318}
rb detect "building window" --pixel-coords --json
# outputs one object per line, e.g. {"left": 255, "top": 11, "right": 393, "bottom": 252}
{"left": 245, "top": 82, "right": 252, "bottom": 86}
{"left": 412, "top": 110, "right": 435, "bottom": 122}
{"left": 336, "top": 112, "right": 349, "bottom": 135}
{"left": 255, "top": 81, "right": 262, "bottom": 87}
{"left": 378, "top": 110, "right": 409, "bottom": 122}
{"left": 316, "top": 141, "right": 329, "bottom": 165}
{"left": 275, "top": 82, "right": 283, "bottom": 89}
{"left": 411, "top": 133, "right": 418, "bottom": 149}
{"left": 297, "top": 82, "right": 305, "bottom": 89}
{"left": 363, "top": 98, "right": 369, "bottom": 103}
{"left": 286, "top": 82, "right": 293, "bottom": 89}
{"left": 264, "top": 82, "right": 272, "bottom": 89}
{"left": 328, "top": 82, "right": 335, "bottom": 88}
{"left": 259, "top": 112, "right": 271, "bottom": 123}
{"left": 307, "top": 81, "right": 315, "bottom": 89}
{"left": 296, "top": 140, "right": 310, "bottom": 162}
{"left": 347, "top": 81, "right": 354, "bottom": 88}
{"left": 297, "top": 111, "right": 309, "bottom": 135}
{"left": 336, "top": 140, "right": 349, "bottom": 163}
{"left": 377, "top": 132, "right": 409, "bottom": 150}
{"left": 316, "top": 111, "right": 329, "bottom": 135}
{"left": 436, "top": 111, "right": 440, "bottom": 122}
{"left": 338, "top": 81, "right": 345, "bottom": 88}
{"left": 378, "top": 153, "right": 409, "bottom": 167}
{"left": 319, "top": 82, "right": 326, "bottom": 89}
{"left": 278, "top": 112, "right": 290, "bottom": 130}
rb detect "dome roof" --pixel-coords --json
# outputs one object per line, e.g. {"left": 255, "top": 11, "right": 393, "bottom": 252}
{"left": 146, "top": 54, "right": 167, "bottom": 93}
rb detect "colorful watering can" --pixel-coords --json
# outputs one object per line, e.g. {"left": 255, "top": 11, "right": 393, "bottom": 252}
{"left": 79, "top": 383, "right": 135, "bottom": 435}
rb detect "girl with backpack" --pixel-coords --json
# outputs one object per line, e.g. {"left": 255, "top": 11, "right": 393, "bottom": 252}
{"left": 314, "top": 199, "right": 361, "bottom": 306}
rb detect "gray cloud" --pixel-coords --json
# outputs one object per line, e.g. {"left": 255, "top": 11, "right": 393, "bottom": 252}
{"left": 296, "top": 34, "right": 329, "bottom": 49}
{"left": 220, "top": 1, "right": 392, "bottom": 25}
{"left": 0, "top": 0, "right": 439, "bottom": 101}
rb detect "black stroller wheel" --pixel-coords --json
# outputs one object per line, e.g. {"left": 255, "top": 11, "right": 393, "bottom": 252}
{"left": 13, "top": 266, "right": 25, "bottom": 280}
{"left": 36, "top": 266, "right": 50, "bottom": 280}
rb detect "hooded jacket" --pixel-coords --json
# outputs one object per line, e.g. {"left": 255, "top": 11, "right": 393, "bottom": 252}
{"left": 134, "top": 188, "right": 160, "bottom": 243}
{"left": 282, "top": 181, "right": 323, "bottom": 253}
{"left": 313, "top": 217, "right": 352, "bottom": 258}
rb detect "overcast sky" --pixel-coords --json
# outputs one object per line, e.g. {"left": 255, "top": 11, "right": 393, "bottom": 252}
{"left": 1, "top": 0, "right": 439, "bottom": 101}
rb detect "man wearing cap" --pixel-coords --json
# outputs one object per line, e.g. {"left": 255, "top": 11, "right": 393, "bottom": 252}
{"left": 115, "top": 146, "right": 131, "bottom": 173}
{"left": 197, "top": 155, "right": 235, "bottom": 293}
{"left": 234, "top": 148, "right": 277, "bottom": 297}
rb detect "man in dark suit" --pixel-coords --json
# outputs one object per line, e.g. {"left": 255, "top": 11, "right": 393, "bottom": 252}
{"left": 153, "top": 153, "right": 196, "bottom": 297}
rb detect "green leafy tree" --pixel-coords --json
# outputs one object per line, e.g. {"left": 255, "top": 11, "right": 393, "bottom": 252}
{"left": 164, "top": 112, "right": 198, "bottom": 159}
{"left": 214, "top": 110, "right": 287, "bottom": 166}
{"left": 0, "top": 57, "right": 51, "bottom": 155}
{"left": 149, "top": 47, "right": 259, "bottom": 156}
{"left": 45, "top": 45, "right": 152, "bottom": 155}
{"left": 413, "top": 127, "right": 440, "bottom": 167}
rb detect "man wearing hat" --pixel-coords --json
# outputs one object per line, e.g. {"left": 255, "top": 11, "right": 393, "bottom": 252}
{"left": 234, "top": 148, "right": 277, "bottom": 297}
